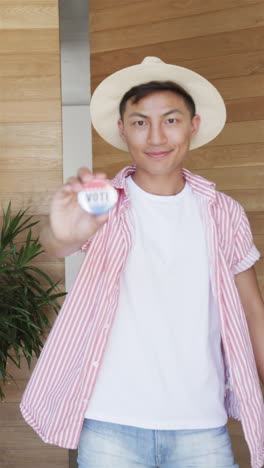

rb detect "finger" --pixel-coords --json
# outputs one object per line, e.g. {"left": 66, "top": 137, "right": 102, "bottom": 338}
{"left": 93, "top": 172, "right": 108, "bottom": 180}
{"left": 63, "top": 176, "right": 84, "bottom": 193}
{"left": 77, "top": 168, "right": 108, "bottom": 184}
{"left": 77, "top": 167, "right": 93, "bottom": 183}
{"left": 93, "top": 212, "right": 109, "bottom": 225}
{"left": 65, "top": 176, "right": 78, "bottom": 184}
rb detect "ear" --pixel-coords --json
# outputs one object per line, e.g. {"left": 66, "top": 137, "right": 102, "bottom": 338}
{"left": 191, "top": 114, "right": 201, "bottom": 137}
{"left": 118, "top": 119, "right": 126, "bottom": 142}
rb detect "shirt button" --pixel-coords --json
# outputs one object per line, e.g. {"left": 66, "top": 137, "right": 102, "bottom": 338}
{"left": 92, "top": 361, "right": 99, "bottom": 368}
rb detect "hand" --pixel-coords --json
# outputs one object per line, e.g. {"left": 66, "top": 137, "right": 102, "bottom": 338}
{"left": 41, "top": 168, "right": 110, "bottom": 256}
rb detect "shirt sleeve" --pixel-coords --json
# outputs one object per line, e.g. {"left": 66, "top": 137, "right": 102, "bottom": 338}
{"left": 232, "top": 205, "right": 261, "bottom": 275}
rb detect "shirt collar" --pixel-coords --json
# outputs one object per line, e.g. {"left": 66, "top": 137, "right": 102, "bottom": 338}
{"left": 182, "top": 168, "right": 216, "bottom": 201}
{"left": 112, "top": 165, "right": 216, "bottom": 202}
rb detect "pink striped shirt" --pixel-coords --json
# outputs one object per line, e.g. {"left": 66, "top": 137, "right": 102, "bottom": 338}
{"left": 20, "top": 166, "right": 264, "bottom": 467}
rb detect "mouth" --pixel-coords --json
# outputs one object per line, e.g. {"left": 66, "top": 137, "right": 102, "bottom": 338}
{"left": 145, "top": 150, "right": 172, "bottom": 159}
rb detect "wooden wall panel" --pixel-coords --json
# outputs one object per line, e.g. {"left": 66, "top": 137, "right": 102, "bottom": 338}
{"left": 90, "top": 0, "right": 260, "bottom": 14}
{"left": 90, "top": 0, "right": 260, "bottom": 31}
{"left": 91, "top": 3, "right": 264, "bottom": 53}
{"left": 0, "top": 53, "right": 60, "bottom": 77}
{"left": 92, "top": 49, "right": 264, "bottom": 84}
{"left": 0, "top": 147, "right": 61, "bottom": 170}
{"left": 226, "top": 97, "right": 264, "bottom": 123}
{"left": 0, "top": 122, "right": 61, "bottom": 148}
{"left": 90, "top": 27, "right": 264, "bottom": 78}
{"left": 1, "top": 5, "right": 59, "bottom": 29}
{"left": 89, "top": 1, "right": 264, "bottom": 467}
{"left": 0, "top": 0, "right": 67, "bottom": 466}
{"left": 0, "top": 29, "right": 59, "bottom": 54}
{"left": 1, "top": 101, "right": 61, "bottom": 123}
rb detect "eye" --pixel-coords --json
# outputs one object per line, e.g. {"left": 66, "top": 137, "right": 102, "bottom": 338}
{"left": 166, "top": 118, "right": 177, "bottom": 124}
{"left": 134, "top": 120, "right": 146, "bottom": 126}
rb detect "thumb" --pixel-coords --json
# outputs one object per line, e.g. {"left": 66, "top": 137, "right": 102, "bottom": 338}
{"left": 94, "top": 213, "right": 109, "bottom": 225}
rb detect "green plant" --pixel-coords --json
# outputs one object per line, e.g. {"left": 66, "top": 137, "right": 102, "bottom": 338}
{"left": 0, "top": 203, "right": 66, "bottom": 399}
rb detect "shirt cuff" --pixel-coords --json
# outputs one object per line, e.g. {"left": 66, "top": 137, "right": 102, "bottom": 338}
{"left": 232, "top": 244, "right": 261, "bottom": 275}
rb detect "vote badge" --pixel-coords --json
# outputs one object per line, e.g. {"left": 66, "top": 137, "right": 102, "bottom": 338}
{"left": 78, "top": 179, "right": 118, "bottom": 215}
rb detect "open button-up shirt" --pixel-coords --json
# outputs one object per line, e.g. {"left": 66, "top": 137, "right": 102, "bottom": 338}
{"left": 20, "top": 167, "right": 264, "bottom": 468}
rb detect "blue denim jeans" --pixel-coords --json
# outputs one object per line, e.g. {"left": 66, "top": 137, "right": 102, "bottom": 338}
{"left": 77, "top": 419, "right": 239, "bottom": 467}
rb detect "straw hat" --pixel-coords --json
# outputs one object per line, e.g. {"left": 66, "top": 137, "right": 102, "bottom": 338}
{"left": 90, "top": 56, "right": 226, "bottom": 151}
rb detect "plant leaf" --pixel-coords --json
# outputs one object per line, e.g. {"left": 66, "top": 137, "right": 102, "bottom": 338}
{"left": 0, "top": 202, "right": 66, "bottom": 399}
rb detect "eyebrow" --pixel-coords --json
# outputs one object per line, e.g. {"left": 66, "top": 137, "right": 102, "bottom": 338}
{"left": 164, "top": 109, "right": 184, "bottom": 116}
{"left": 127, "top": 108, "right": 184, "bottom": 119}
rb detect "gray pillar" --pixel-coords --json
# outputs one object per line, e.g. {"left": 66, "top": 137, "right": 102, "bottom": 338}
{"left": 58, "top": 1, "right": 91, "bottom": 466}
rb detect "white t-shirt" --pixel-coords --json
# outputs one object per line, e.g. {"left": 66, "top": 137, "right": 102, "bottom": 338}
{"left": 85, "top": 176, "right": 227, "bottom": 429}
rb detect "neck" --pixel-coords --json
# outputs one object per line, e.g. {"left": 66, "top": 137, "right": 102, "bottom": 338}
{"left": 132, "top": 168, "right": 185, "bottom": 196}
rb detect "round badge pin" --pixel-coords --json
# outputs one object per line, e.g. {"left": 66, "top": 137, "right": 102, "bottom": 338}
{"left": 78, "top": 179, "right": 118, "bottom": 215}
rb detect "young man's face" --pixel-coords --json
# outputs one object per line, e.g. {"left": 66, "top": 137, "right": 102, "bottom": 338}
{"left": 118, "top": 90, "right": 200, "bottom": 179}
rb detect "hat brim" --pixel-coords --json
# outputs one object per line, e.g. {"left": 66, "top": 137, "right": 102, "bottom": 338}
{"left": 90, "top": 62, "right": 226, "bottom": 151}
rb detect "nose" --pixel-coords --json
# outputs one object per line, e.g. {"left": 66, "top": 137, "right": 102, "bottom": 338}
{"left": 147, "top": 123, "right": 167, "bottom": 146}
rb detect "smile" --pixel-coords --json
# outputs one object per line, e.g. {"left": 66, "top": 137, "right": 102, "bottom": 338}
{"left": 145, "top": 150, "right": 172, "bottom": 159}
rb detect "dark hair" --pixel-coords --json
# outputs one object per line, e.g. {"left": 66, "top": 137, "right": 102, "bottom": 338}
{"left": 119, "top": 81, "right": 196, "bottom": 120}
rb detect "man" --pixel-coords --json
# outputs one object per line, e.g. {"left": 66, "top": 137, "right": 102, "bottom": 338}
{"left": 20, "top": 57, "right": 264, "bottom": 468}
